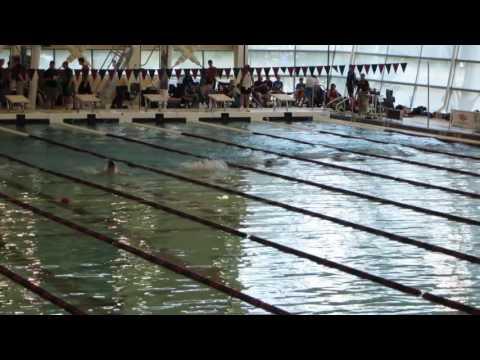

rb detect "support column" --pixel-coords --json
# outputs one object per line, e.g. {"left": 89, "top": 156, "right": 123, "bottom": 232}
{"left": 128, "top": 45, "right": 141, "bottom": 68}
{"left": 234, "top": 45, "right": 247, "bottom": 67}
{"left": 28, "top": 45, "right": 41, "bottom": 110}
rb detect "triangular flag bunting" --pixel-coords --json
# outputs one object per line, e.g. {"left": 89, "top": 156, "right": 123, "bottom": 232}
{"left": 324, "top": 66, "right": 330, "bottom": 74}
{"left": 98, "top": 69, "right": 107, "bottom": 80}
{"left": 166, "top": 69, "right": 173, "bottom": 78}
{"left": 349, "top": 65, "right": 355, "bottom": 71}
{"left": 401, "top": 63, "right": 407, "bottom": 72}
{"left": 148, "top": 69, "right": 156, "bottom": 79}
{"left": 183, "top": 68, "right": 190, "bottom": 76}
{"left": 255, "top": 67, "right": 262, "bottom": 76}
{"left": 385, "top": 63, "right": 392, "bottom": 73}
{"left": 216, "top": 68, "right": 224, "bottom": 77}
{"left": 91, "top": 69, "right": 98, "bottom": 80}
{"left": 280, "top": 67, "right": 287, "bottom": 74}
{"left": 356, "top": 64, "right": 363, "bottom": 73}
{"left": 74, "top": 69, "right": 82, "bottom": 80}
{"left": 116, "top": 69, "right": 124, "bottom": 79}
{"left": 233, "top": 68, "right": 240, "bottom": 78}
{"left": 309, "top": 66, "right": 316, "bottom": 76}
{"left": 302, "top": 66, "right": 308, "bottom": 76}
{"left": 371, "top": 64, "right": 378, "bottom": 74}
{"left": 175, "top": 68, "right": 183, "bottom": 79}
{"left": 272, "top": 67, "right": 279, "bottom": 77}
{"left": 125, "top": 69, "right": 132, "bottom": 80}
{"left": 393, "top": 63, "right": 400, "bottom": 73}
{"left": 378, "top": 64, "right": 385, "bottom": 73}
{"left": 192, "top": 68, "right": 199, "bottom": 78}
{"left": 132, "top": 69, "right": 140, "bottom": 79}
{"left": 287, "top": 67, "right": 295, "bottom": 76}
{"left": 317, "top": 66, "right": 323, "bottom": 75}
{"left": 264, "top": 67, "right": 271, "bottom": 76}
{"left": 225, "top": 68, "right": 231, "bottom": 78}
{"left": 339, "top": 65, "right": 345, "bottom": 75}
{"left": 364, "top": 65, "right": 370, "bottom": 74}
{"left": 295, "top": 67, "right": 301, "bottom": 75}
{"left": 108, "top": 69, "right": 116, "bottom": 80}
{"left": 141, "top": 69, "right": 148, "bottom": 79}
{"left": 332, "top": 65, "right": 338, "bottom": 73}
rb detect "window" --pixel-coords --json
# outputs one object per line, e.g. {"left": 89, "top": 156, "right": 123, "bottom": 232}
{"left": 458, "top": 45, "right": 480, "bottom": 61}
{"left": 0, "top": 48, "right": 10, "bottom": 62}
{"left": 412, "top": 86, "right": 446, "bottom": 111}
{"left": 171, "top": 50, "right": 203, "bottom": 69}
{"left": 448, "top": 90, "right": 480, "bottom": 112}
{"left": 296, "top": 45, "right": 329, "bottom": 51}
{"left": 39, "top": 49, "right": 54, "bottom": 69}
{"left": 92, "top": 50, "right": 115, "bottom": 69}
{"left": 249, "top": 50, "right": 294, "bottom": 67}
{"left": 204, "top": 51, "right": 234, "bottom": 68}
{"left": 55, "top": 49, "right": 91, "bottom": 69}
{"left": 422, "top": 45, "right": 454, "bottom": 59}
{"left": 417, "top": 59, "right": 450, "bottom": 87}
{"left": 357, "top": 45, "right": 388, "bottom": 54}
{"left": 355, "top": 54, "right": 386, "bottom": 81}
{"left": 383, "top": 57, "right": 418, "bottom": 84}
{"left": 249, "top": 45, "right": 295, "bottom": 50}
{"left": 388, "top": 45, "right": 421, "bottom": 57}
{"left": 334, "top": 45, "right": 353, "bottom": 52}
{"left": 141, "top": 49, "right": 160, "bottom": 69}
{"left": 381, "top": 83, "right": 414, "bottom": 107}
{"left": 452, "top": 61, "right": 480, "bottom": 91}
{"left": 295, "top": 51, "right": 328, "bottom": 66}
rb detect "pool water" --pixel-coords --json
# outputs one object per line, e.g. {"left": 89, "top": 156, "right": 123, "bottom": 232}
{"left": 1, "top": 118, "right": 480, "bottom": 315}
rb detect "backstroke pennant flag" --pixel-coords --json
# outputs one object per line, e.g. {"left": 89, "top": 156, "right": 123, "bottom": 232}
{"left": 166, "top": 69, "right": 173, "bottom": 78}
{"left": 385, "top": 63, "right": 392, "bottom": 73}
{"left": 339, "top": 65, "right": 345, "bottom": 75}
{"left": 256, "top": 67, "right": 263, "bottom": 77}
{"left": 233, "top": 68, "right": 240, "bottom": 78}
{"left": 192, "top": 68, "right": 199, "bottom": 78}
{"left": 332, "top": 65, "right": 338, "bottom": 73}
{"left": 108, "top": 69, "right": 116, "bottom": 80}
{"left": 264, "top": 67, "right": 271, "bottom": 76}
{"left": 356, "top": 64, "right": 364, "bottom": 73}
{"left": 280, "top": 66, "right": 287, "bottom": 74}
{"left": 225, "top": 68, "right": 231, "bottom": 78}
{"left": 272, "top": 67, "right": 279, "bottom": 77}
{"left": 295, "top": 67, "right": 301, "bottom": 75}
{"left": 401, "top": 63, "right": 407, "bottom": 72}
{"left": 125, "top": 69, "right": 132, "bottom": 80}
{"left": 116, "top": 69, "right": 124, "bottom": 79}
{"left": 324, "top": 66, "right": 330, "bottom": 74}
{"left": 317, "top": 66, "right": 323, "bottom": 75}
{"left": 371, "top": 64, "right": 378, "bottom": 74}
{"left": 99, "top": 69, "right": 107, "bottom": 80}
{"left": 91, "top": 69, "right": 98, "bottom": 80}
{"left": 217, "top": 68, "right": 224, "bottom": 77}
{"left": 287, "top": 67, "right": 295, "bottom": 76}
{"left": 302, "top": 66, "right": 308, "bottom": 76}
{"left": 148, "top": 69, "right": 156, "bottom": 79}
{"left": 175, "top": 68, "right": 183, "bottom": 79}
{"left": 378, "top": 64, "right": 385, "bottom": 73}
{"left": 393, "top": 63, "right": 400, "bottom": 73}
{"left": 309, "top": 66, "right": 316, "bottom": 76}
{"left": 364, "top": 64, "right": 370, "bottom": 74}
{"left": 141, "top": 69, "right": 148, "bottom": 79}
{"left": 132, "top": 69, "right": 140, "bottom": 80}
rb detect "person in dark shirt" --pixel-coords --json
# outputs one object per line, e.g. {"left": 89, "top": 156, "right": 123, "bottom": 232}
{"left": 10, "top": 56, "right": 26, "bottom": 96}
{"left": 295, "top": 78, "right": 306, "bottom": 106}
{"left": 60, "top": 61, "right": 74, "bottom": 109}
{"left": 346, "top": 68, "right": 357, "bottom": 98}
{"left": 272, "top": 75, "right": 284, "bottom": 93}
{"left": 43, "top": 61, "right": 59, "bottom": 109}
{"left": 356, "top": 73, "right": 370, "bottom": 94}
{"left": 264, "top": 75, "right": 273, "bottom": 91}
{"left": 253, "top": 75, "right": 269, "bottom": 107}
{"left": 78, "top": 57, "right": 90, "bottom": 78}
{"left": 205, "top": 59, "right": 217, "bottom": 92}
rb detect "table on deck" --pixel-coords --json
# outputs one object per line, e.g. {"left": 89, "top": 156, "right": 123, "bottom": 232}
{"left": 208, "top": 94, "right": 233, "bottom": 111}
{"left": 144, "top": 93, "right": 169, "bottom": 111}
{"left": 75, "top": 94, "right": 102, "bottom": 111}
{"left": 272, "top": 94, "right": 295, "bottom": 111}
{"left": 5, "top": 95, "right": 30, "bottom": 111}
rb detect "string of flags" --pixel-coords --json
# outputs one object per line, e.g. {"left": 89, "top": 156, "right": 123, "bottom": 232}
{"left": 24, "top": 62, "right": 407, "bottom": 81}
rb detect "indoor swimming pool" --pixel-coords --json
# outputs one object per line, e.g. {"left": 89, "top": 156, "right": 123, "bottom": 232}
{"left": 1, "top": 117, "right": 480, "bottom": 315}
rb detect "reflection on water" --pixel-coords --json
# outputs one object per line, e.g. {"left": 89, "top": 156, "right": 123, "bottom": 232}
{"left": 0, "top": 119, "right": 479, "bottom": 314}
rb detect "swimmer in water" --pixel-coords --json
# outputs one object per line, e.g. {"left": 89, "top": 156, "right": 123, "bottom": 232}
{"left": 106, "top": 160, "right": 117, "bottom": 175}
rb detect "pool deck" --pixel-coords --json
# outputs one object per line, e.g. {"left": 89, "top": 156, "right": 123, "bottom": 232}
{"left": 1, "top": 108, "right": 480, "bottom": 146}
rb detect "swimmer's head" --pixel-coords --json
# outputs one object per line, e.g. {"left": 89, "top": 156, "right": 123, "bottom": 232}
{"left": 107, "top": 160, "right": 116, "bottom": 170}
{"left": 60, "top": 197, "right": 70, "bottom": 205}
{"left": 264, "top": 159, "right": 274, "bottom": 167}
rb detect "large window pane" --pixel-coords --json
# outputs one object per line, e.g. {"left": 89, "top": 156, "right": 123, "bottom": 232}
{"left": 332, "top": 53, "right": 350, "bottom": 68}
{"left": 0, "top": 48, "right": 10, "bottom": 62}
{"left": 296, "top": 45, "right": 329, "bottom": 51}
{"left": 452, "top": 61, "right": 480, "bottom": 90}
{"left": 381, "top": 82, "right": 414, "bottom": 107}
{"left": 417, "top": 59, "right": 450, "bottom": 87}
{"left": 422, "top": 45, "right": 454, "bottom": 59}
{"left": 55, "top": 49, "right": 91, "bottom": 69}
{"left": 249, "top": 45, "right": 295, "bottom": 50}
{"left": 357, "top": 45, "right": 388, "bottom": 54}
{"left": 448, "top": 90, "right": 480, "bottom": 112}
{"left": 334, "top": 45, "right": 353, "bottom": 52}
{"left": 249, "top": 50, "right": 294, "bottom": 67}
{"left": 92, "top": 50, "right": 115, "bottom": 69}
{"left": 388, "top": 45, "right": 421, "bottom": 57}
{"left": 204, "top": 51, "right": 234, "bottom": 68}
{"left": 458, "top": 45, "right": 480, "bottom": 61}
{"left": 39, "top": 49, "right": 54, "bottom": 69}
{"left": 171, "top": 50, "right": 202, "bottom": 69}
{"left": 412, "top": 86, "right": 446, "bottom": 111}
{"left": 141, "top": 49, "right": 160, "bottom": 69}
{"left": 295, "top": 51, "right": 327, "bottom": 66}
